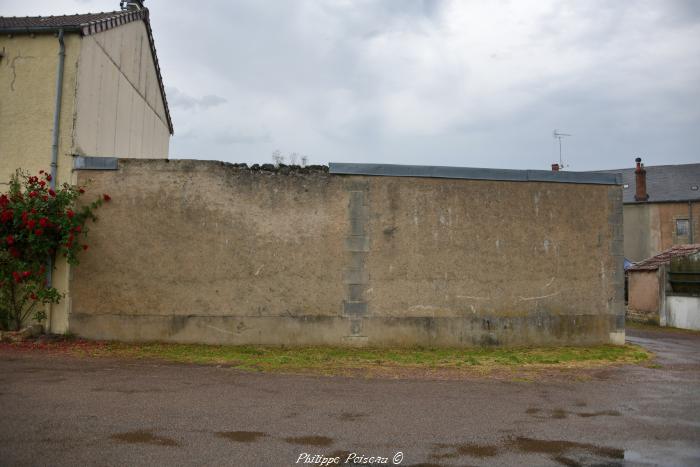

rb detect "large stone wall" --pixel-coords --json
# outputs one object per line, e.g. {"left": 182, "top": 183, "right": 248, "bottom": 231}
{"left": 68, "top": 159, "right": 625, "bottom": 347}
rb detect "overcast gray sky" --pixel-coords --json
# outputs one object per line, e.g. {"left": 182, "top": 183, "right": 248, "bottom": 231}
{"left": 3, "top": 0, "right": 699, "bottom": 170}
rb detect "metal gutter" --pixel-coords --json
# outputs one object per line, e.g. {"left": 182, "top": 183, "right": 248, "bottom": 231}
{"left": 46, "top": 28, "right": 66, "bottom": 332}
{"left": 73, "top": 156, "right": 119, "bottom": 170}
{"left": 329, "top": 163, "right": 622, "bottom": 185}
{"left": 0, "top": 26, "right": 81, "bottom": 34}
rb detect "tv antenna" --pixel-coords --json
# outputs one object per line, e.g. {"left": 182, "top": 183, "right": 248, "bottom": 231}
{"left": 553, "top": 129, "right": 572, "bottom": 168}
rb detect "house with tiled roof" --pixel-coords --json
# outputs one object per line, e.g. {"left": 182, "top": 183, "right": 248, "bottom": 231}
{"left": 599, "top": 159, "right": 700, "bottom": 262}
{"left": 0, "top": 0, "right": 171, "bottom": 333}
{"left": 626, "top": 244, "right": 700, "bottom": 329}
{"left": 0, "top": 0, "right": 172, "bottom": 190}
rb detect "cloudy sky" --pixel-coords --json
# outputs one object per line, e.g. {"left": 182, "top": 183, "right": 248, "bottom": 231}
{"left": 3, "top": 0, "right": 699, "bottom": 170}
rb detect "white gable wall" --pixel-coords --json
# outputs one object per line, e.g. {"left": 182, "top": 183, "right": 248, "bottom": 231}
{"left": 73, "top": 20, "right": 170, "bottom": 159}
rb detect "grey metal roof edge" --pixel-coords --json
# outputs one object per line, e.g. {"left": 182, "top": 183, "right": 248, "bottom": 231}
{"left": 73, "top": 156, "right": 119, "bottom": 170}
{"left": 624, "top": 198, "right": 700, "bottom": 205}
{"left": 329, "top": 163, "right": 621, "bottom": 185}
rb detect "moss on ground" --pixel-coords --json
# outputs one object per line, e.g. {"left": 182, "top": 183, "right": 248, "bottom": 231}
{"left": 71, "top": 341, "right": 651, "bottom": 376}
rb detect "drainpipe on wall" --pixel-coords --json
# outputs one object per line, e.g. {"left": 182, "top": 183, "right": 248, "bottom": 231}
{"left": 47, "top": 28, "right": 66, "bottom": 332}
{"left": 634, "top": 157, "right": 649, "bottom": 202}
{"left": 690, "top": 201, "right": 695, "bottom": 244}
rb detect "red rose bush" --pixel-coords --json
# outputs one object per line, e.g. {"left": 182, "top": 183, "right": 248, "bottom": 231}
{"left": 0, "top": 170, "right": 109, "bottom": 331}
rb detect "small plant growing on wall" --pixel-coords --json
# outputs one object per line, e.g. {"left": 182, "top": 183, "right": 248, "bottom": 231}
{"left": 0, "top": 170, "right": 109, "bottom": 331}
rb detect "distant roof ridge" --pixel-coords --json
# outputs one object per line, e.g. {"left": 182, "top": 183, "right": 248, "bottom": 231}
{"left": 597, "top": 162, "right": 700, "bottom": 173}
{"left": 595, "top": 162, "right": 700, "bottom": 203}
{"left": 0, "top": 9, "right": 173, "bottom": 135}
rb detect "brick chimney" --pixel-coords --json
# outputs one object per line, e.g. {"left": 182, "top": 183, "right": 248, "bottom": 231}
{"left": 634, "top": 157, "right": 649, "bottom": 202}
{"left": 551, "top": 163, "right": 560, "bottom": 171}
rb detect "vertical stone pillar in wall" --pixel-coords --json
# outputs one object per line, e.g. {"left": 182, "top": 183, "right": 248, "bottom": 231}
{"left": 343, "top": 181, "right": 370, "bottom": 343}
{"left": 608, "top": 186, "right": 626, "bottom": 344}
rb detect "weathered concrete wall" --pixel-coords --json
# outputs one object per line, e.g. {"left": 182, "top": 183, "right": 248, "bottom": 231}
{"left": 74, "top": 21, "right": 170, "bottom": 158}
{"left": 623, "top": 202, "right": 700, "bottom": 262}
{"left": 627, "top": 270, "right": 661, "bottom": 323}
{"left": 69, "top": 160, "right": 624, "bottom": 347}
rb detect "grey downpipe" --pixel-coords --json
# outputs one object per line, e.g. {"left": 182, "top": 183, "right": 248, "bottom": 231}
{"left": 50, "top": 29, "right": 65, "bottom": 190}
{"left": 690, "top": 201, "right": 694, "bottom": 244}
{"left": 47, "top": 29, "right": 65, "bottom": 332}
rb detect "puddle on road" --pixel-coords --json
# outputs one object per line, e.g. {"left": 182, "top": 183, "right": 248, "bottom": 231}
{"left": 92, "top": 387, "right": 163, "bottom": 394}
{"left": 111, "top": 430, "right": 179, "bottom": 447}
{"left": 430, "top": 436, "right": 624, "bottom": 465}
{"left": 512, "top": 436, "right": 624, "bottom": 464}
{"left": 284, "top": 435, "right": 334, "bottom": 446}
{"left": 338, "top": 412, "right": 367, "bottom": 421}
{"left": 216, "top": 431, "right": 267, "bottom": 442}
{"left": 526, "top": 407, "right": 621, "bottom": 419}
{"left": 577, "top": 410, "right": 621, "bottom": 418}
{"left": 431, "top": 442, "right": 499, "bottom": 460}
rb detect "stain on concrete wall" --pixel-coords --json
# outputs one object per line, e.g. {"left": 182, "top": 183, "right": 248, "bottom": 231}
{"left": 69, "top": 160, "right": 624, "bottom": 347}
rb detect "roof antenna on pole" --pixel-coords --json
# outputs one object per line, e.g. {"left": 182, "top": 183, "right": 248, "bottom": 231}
{"left": 553, "top": 129, "right": 572, "bottom": 169}
{"left": 120, "top": 0, "right": 145, "bottom": 11}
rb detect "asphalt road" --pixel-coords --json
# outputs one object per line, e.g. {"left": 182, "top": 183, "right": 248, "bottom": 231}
{"left": 1, "top": 328, "right": 699, "bottom": 467}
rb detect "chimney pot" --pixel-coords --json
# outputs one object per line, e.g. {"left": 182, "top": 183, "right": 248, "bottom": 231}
{"left": 551, "top": 163, "right": 560, "bottom": 171}
{"left": 634, "top": 157, "right": 649, "bottom": 202}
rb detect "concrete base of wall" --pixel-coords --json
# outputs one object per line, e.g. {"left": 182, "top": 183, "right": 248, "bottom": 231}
{"left": 69, "top": 312, "right": 624, "bottom": 347}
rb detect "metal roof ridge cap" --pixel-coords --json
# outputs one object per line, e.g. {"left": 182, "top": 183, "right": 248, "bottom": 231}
{"left": 329, "top": 162, "right": 621, "bottom": 185}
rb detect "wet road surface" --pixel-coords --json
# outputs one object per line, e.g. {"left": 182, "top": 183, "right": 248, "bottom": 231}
{"left": 1, "top": 328, "right": 698, "bottom": 466}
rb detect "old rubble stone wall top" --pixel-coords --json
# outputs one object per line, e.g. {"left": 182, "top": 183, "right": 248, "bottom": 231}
{"left": 69, "top": 159, "right": 625, "bottom": 347}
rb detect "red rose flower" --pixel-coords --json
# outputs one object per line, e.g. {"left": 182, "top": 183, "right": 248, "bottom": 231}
{"left": 34, "top": 229, "right": 43, "bottom": 236}
{"left": 82, "top": 244, "right": 89, "bottom": 250}
{"left": 49, "top": 189, "right": 56, "bottom": 197}
{"left": 103, "top": 194, "right": 111, "bottom": 202}
{"left": 46, "top": 174, "right": 52, "bottom": 181}
{"left": 29, "top": 191, "right": 38, "bottom": 198}
{"left": 5, "top": 235, "right": 13, "bottom": 245}
{"left": 12, "top": 271, "right": 22, "bottom": 283}
{"left": 79, "top": 188, "right": 85, "bottom": 194}
{"left": 39, "top": 217, "right": 49, "bottom": 227}
{"left": 66, "top": 209, "right": 74, "bottom": 218}
{"left": 27, "top": 219, "right": 36, "bottom": 229}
